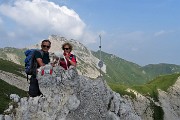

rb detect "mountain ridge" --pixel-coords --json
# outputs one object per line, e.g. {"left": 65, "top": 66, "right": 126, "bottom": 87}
{"left": 1, "top": 35, "right": 180, "bottom": 85}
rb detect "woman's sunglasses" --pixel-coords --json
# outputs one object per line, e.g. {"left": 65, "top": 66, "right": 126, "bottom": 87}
{"left": 42, "top": 45, "right": 50, "bottom": 48}
{"left": 63, "top": 48, "right": 70, "bottom": 50}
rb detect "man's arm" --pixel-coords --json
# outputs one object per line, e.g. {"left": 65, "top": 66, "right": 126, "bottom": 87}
{"left": 34, "top": 50, "right": 45, "bottom": 67}
{"left": 36, "top": 58, "right": 45, "bottom": 67}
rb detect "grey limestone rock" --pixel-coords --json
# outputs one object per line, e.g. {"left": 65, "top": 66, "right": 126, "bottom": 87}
{"left": 2, "top": 65, "right": 141, "bottom": 120}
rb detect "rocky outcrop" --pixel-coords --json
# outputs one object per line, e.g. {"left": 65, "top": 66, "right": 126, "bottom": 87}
{"left": 1, "top": 65, "right": 140, "bottom": 120}
{"left": 1, "top": 65, "right": 180, "bottom": 120}
{"left": 158, "top": 77, "right": 180, "bottom": 120}
{"left": 126, "top": 89, "right": 153, "bottom": 120}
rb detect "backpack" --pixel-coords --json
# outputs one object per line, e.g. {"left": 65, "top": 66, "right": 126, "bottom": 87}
{"left": 24, "top": 49, "right": 43, "bottom": 81}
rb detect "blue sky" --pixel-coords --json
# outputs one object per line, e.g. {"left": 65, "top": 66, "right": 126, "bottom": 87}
{"left": 0, "top": 0, "right": 180, "bottom": 66}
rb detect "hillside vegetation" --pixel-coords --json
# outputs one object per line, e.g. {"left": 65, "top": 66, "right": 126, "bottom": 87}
{"left": 92, "top": 50, "right": 180, "bottom": 85}
{"left": 0, "top": 58, "right": 25, "bottom": 78}
{"left": 132, "top": 73, "right": 180, "bottom": 99}
{"left": 109, "top": 73, "right": 180, "bottom": 99}
{"left": 92, "top": 51, "right": 149, "bottom": 85}
{"left": 142, "top": 63, "right": 180, "bottom": 80}
{"left": 0, "top": 79, "right": 27, "bottom": 114}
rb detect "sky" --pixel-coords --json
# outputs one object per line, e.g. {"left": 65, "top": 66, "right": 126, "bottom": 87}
{"left": 0, "top": 0, "right": 180, "bottom": 66}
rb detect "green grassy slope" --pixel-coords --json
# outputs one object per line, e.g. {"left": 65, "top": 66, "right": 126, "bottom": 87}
{"left": 92, "top": 50, "right": 180, "bottom": 85}
{"left": 142, "top": 63, "right": 180, "bottom": 80}
{"left": 109, "top": 73, "right": 180, "bottom": 99}
{"left": 0, "top": 58, "right": 25, "bottom": 78}
{"left": 0, "top": 79, "right": 27, "bottom": 114}
{"left": 92, "top": 51, "right": 149, "bottom": 85}
{"left": 132, "top": 73, "right": 180, "bottom": 100}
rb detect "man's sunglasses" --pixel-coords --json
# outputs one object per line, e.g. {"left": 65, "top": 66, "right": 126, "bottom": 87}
{"left": 63, "top": 48, "right": 70, "bottom": 50}
{"left": 42, "top": 45, "right": 50, "bottom": 48}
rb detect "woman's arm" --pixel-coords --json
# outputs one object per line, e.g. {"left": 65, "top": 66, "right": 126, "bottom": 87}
{"left": 68, "top": 59, "right": 76, "bottom": 66}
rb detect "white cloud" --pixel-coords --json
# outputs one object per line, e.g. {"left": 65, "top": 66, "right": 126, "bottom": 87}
{"left": 0, "top": 0, "right": 97, "bottom": 47}
{"left": 154, "top": 30, "right": 166, "bottom": 37}
{"left": 154, "top": 30, "right": 173, "bottom": 37}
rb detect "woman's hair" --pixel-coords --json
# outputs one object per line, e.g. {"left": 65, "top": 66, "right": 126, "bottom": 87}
{"left": 62, "top": 42, "right": 73, "bottom": 51}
